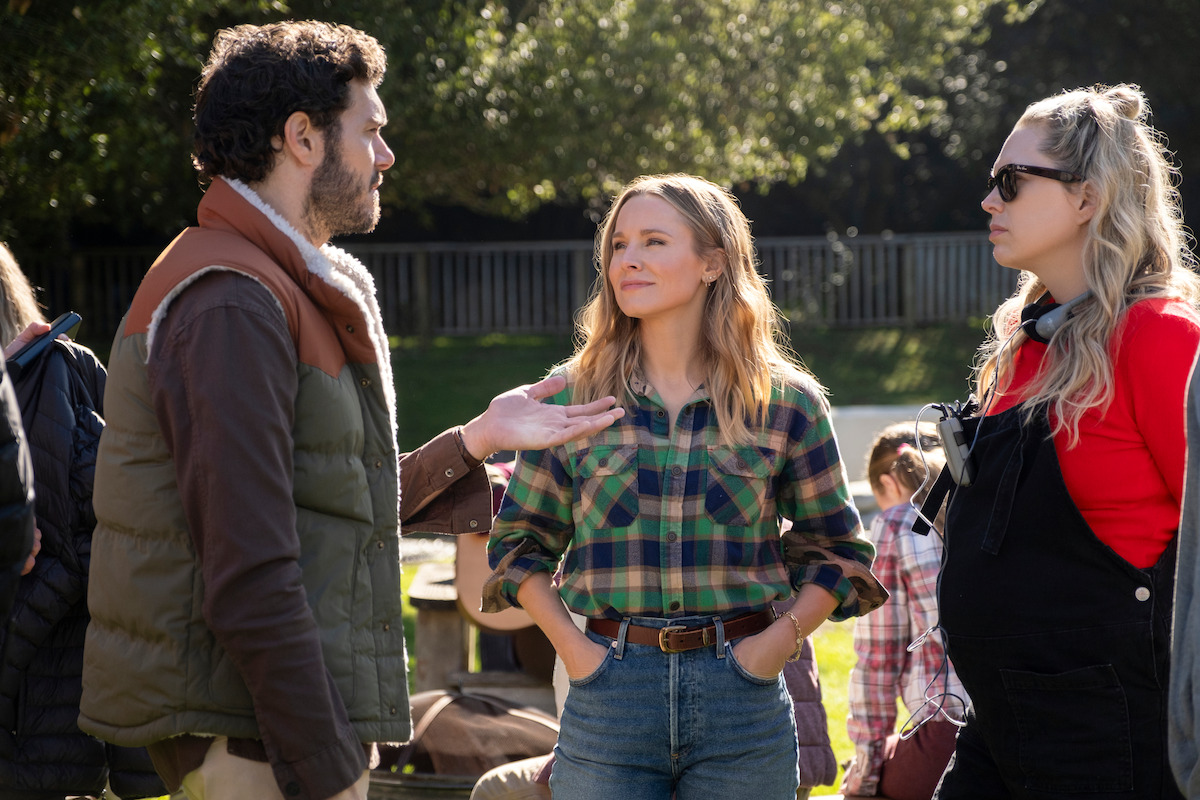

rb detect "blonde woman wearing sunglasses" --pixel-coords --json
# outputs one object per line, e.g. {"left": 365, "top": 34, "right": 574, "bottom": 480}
{"left": 932, "top": 85, "right": 1200, "bottom": 799}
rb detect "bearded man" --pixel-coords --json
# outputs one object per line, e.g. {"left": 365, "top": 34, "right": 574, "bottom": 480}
{"left": 78, "top": 21, "right": 621, "bottom": 800}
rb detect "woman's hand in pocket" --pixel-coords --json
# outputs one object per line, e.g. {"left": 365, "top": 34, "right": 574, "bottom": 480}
{"left": 731, "top": 629, "right": 789, "bottom": 680}
{"left": 561, "top": 633, "right": 610, "bottom": 680}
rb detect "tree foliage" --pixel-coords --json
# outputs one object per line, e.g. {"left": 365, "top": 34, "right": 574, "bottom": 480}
{"left": 758, "top": 0, "right": 1200, "bottom": 236}
{"left": 403, "top": 0, "right": 999, "bottom": 216}
{"left": 936, "top": 0, "right": 1200, "bottom": 232}
{"left": 0, "top": 0, "right": 284, "bottom": 246}
{"left": 0, "top": 0, "right": 1000, "bottom": 247}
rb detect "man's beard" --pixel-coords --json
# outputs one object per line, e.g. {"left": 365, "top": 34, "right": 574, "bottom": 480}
{"left": 305, "top": 130, "right": 380, "bottom": 241}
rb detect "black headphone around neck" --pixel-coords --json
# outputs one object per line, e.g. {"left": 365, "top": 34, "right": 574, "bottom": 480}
{"left": 1019, "top": 290, "right": 1093, "bottom": 344}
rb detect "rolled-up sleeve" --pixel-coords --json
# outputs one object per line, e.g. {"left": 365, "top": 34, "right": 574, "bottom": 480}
{"left": 483, "top": 442, "right": 574, "bottom": 611}
{"left": 778, "top": 384, "right": 886, "bottom": 620}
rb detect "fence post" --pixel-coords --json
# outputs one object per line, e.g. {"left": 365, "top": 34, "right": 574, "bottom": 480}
{"left": 901, "top": 239, "right": 917, "bottom": 325}
{"left": 413, "top": 250, "right": 431, "bottom": 346}
{"left": 571, "top": 248, "right": 592, "bottom": 324}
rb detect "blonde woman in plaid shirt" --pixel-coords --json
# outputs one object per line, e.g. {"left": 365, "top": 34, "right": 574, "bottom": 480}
{"left": 484, "top": 174, "right": 886, "bottom": 800}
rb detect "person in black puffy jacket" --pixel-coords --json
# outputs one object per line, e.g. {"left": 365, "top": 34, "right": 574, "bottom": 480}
{"left": 0, "top": 347, "right": 35, "bottom": 639}
{"left": 0, "top": 242, "right": 165, "bottom": 800}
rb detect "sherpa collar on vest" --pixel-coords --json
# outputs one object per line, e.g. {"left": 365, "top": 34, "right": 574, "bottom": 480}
{"left": 145, "top": 176, "right": 398, "bottom": 448}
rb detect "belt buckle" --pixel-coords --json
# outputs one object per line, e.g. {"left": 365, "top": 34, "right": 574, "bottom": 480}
{"left": 658, "top": 625, "right": 688, "bottom": 653}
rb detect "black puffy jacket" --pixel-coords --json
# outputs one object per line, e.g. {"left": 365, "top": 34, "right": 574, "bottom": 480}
{"left": 0, "top": 355, "right": 35, "bottom": 641}
{"left": 0, "top": 339, "right": 165, "bottom": 799}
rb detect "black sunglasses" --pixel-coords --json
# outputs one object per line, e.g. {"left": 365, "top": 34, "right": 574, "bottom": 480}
{"left": 987, "top": 163, "right": 1083, "bottom": 202}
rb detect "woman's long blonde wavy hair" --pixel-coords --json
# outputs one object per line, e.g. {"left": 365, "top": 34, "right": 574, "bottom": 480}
{"left": 976, "top": 84, "right": 1200, "bottom": 446}
{"left": 0, "top": 244, "right": 44, "bottom": 346}
{"left": 565, "top": 174, "right": 814, "bottom": 445}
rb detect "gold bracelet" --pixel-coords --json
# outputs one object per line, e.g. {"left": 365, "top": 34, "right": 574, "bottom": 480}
{"left": 781, "top": 610, "right": 804, "bottom": 663}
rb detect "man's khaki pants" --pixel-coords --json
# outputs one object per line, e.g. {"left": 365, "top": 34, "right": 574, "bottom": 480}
{"left": 179, "top": 736, "right": 370, "bottom": 800}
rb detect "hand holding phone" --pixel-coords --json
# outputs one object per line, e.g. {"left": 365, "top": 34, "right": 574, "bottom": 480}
{"left": 5, "top": 312, "right": 82, "bottom": 380}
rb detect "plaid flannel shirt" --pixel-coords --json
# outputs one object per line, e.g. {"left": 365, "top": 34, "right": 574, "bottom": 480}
{"left": 843, "top": 503, "right": 967, "bottom": 795}
{"left": 487, "top": 371, "right": 886, "bottom": 621}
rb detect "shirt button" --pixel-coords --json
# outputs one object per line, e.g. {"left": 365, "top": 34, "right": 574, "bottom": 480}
{"left": 598, "top": 458, "right": 609, "bottom": 467}
{"left": 375, "top": 459, "right": 383, "bottom": 469}
{"left": 1135, "top": 586, "right": 1151, "bottom": 602}
{"left": 377, "top": 540, "right": 385, "bottom": 549}
{"left": 656, "top": 410, "right": 666, "bottom": 418}
{"left": 346, "top": 324, "right": 355, "bottom": 333}
{"left": 667, "top": 532, "right": 677, "bottom": 542}
{"left": 736, "top": 459, "right": 747, "bottom": 469}
{"left": 445, "top": 468, "right": 455, "bottom": 478}
{"left": 360, "top": 378, "right": 370, "bottom": 387}
{"left": 469, "top": 519, "right": 479, "bottom": 528}
{"left": 668, "top": 601, "right": 681, "bottom": 611}
{"left": 383, "top": 622, "right": 391, "bottom": 631}
{"left": 390, "top": 706, "right": 398, "bottom": 715}
{"left": 671, "top": 466, "right": 682, "bottom": 476}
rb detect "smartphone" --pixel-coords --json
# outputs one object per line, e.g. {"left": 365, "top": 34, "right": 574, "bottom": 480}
{"left": 6, "top": 311, "right": 82, "bottom": 380}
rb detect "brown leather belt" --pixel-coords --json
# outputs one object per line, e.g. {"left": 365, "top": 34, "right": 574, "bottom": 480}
{"left": 586, "top": 609, "right": 776, "bottom": 654}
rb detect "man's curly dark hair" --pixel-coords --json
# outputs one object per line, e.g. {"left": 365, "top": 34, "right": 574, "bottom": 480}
{"left": 192, "top": 20, "right": 386, "bottom": 184}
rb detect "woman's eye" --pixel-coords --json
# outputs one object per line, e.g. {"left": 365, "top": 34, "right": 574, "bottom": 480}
{"left": 612, "top": 242, "right": 626, "bottom": 251}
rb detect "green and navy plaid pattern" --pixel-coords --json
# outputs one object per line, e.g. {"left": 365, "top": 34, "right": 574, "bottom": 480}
{"left": 488, "top": 372, "right": 885, "bottom": 621}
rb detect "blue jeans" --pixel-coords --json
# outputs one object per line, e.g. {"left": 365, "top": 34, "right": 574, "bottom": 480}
{"left": 550, "top": 615, "right": 800, "bottom": 800}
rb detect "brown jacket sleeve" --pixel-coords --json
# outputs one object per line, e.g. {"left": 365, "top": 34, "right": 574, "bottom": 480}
{"left": 149, "top": 272, "right": 365, "bottom": 799}
{"left": 400, "top": 429, "right": 493, "bottom": 535}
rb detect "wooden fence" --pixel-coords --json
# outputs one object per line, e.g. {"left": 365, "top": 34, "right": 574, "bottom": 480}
{"left": 20, "top": 231, "right": 1015, "bottom": 344}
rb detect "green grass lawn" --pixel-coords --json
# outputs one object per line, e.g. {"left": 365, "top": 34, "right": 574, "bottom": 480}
{"left": 790, "top": 322, "right": 986, "bottom": 407}
{"left": 392, "top": 333, "right": 576, "bottom": 452}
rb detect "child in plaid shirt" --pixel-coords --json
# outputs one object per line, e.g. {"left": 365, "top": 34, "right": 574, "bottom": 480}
{"left": 841, "top": 423, "right": 966, "bottom": 800}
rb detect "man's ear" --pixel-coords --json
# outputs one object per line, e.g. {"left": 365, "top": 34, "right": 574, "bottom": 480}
{"left": 277, "top": 110, "right": 324, "bottom": 168}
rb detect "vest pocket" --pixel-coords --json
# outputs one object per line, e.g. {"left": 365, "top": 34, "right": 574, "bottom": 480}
{"left": 575, "top": 445, "right": 639, "bottom": 529}
{"left": 705, "top": 445, "right": 773, "bottom": 526}
{"left": 1000, "top": 663, "right": 1133, "bottom": 792}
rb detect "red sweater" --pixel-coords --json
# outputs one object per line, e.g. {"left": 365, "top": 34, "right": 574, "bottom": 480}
{"left": 987, "top": 297, "right": 1200, "bottom": 568}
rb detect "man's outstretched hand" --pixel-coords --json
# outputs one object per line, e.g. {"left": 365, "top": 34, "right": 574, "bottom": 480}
{"left": 459, "top": 374, "right": 624, "bottom": 460}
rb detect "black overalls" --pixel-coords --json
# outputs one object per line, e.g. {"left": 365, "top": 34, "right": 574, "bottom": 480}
{"left": 934, "top": 405, "right": 1182, "bottom": 799}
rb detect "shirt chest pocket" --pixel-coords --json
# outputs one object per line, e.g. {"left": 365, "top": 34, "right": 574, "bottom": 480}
{"left": 705, "top": 445, "right": 774, "bottom": 527}
{"left": 575, "top": 444, "right": 640, "bottom": 530}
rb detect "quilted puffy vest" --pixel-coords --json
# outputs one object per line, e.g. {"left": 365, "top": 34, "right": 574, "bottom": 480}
{"left": 79, "top": 178, "right": 411, "bottom": 747}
